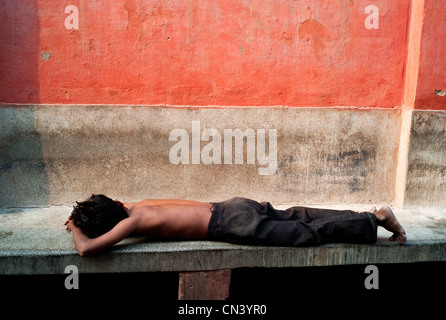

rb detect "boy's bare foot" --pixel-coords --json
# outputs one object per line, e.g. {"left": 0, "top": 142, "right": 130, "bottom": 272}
{"left": 374, "top": 206, "right": 407, "bottom": 245}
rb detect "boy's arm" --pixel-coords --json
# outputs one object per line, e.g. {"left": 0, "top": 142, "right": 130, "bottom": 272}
{"left": 65, "top": 217, "right": 137, "bottom": 256}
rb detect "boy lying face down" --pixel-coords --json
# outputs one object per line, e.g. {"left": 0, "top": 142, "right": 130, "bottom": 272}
{"left": 65, "top": 194, "right": 406, "bottom": 256}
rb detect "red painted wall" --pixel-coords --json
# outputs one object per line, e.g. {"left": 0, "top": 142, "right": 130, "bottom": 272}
{"left": 0, "top": 1, "right": 40, "bottom": 103}
{"left": 2, "top": 0, "right": 439, "bottom": 109}
{"left": 414, "top": 0, "right": 446, "bottom": 110}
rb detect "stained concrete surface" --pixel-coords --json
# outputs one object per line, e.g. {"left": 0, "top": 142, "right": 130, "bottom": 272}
{"left": 0, "top": 105, "right": 401, "bottom": 206}
{"left": 405, "top": 110, "right": 446, "bottom": 207}
{"left": 1, "top": 204, "right": 445, "bottom": 275}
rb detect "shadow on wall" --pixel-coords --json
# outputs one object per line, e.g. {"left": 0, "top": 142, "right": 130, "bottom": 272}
{"left": 0, "top": 0, "right": 40, "bottom": 103}
{"left": 0, "top": 1, "right": 50, "bottom": 207}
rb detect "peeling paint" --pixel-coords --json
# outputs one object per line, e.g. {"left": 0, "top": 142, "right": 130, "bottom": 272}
{"left": 298, "top": 19, "right": 326, "bottom": 58}
{"left": 40, "top": 51, "right": 51, "bottom": 60}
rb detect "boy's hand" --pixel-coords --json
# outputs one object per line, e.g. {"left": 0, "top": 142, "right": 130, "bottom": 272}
{"left": 65, "top": 217, "right": 74, "bottom": 231}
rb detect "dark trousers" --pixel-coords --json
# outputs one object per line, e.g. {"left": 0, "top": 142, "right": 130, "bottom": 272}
{"left": 208, "top": 197, "right": 378, "bottom": 246}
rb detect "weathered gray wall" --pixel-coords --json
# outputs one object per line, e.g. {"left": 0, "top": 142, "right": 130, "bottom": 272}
{"left": 1, "top": 105, "right": 402, "bottom": 206}
{"left": 405, "top": 110, "right": 446, "bottom": 208}
{"left": 0, "top": 107, "right": 50, "bottom": 206}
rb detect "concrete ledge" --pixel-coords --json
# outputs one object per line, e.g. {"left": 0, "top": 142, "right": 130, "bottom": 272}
{"left": 1, "top": 205, "right": 445, "bottom": 275}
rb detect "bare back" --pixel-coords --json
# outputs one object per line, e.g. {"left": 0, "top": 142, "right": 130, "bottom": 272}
{"left": 124, "top": 199, "right": 213, "bottom": 240}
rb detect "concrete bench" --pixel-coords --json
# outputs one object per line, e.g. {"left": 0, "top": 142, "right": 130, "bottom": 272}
{"left": 1, "top": 204, "right": 445, "bottom": 299}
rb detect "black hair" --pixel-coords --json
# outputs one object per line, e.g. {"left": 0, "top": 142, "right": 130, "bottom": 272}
{"left": 70, "top": 194, "right": 128, "bottom": 238}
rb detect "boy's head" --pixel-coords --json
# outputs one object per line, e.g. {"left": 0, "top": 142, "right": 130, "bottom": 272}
{"left": 70, "top": 194, "right": 128, "bottom": 238}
